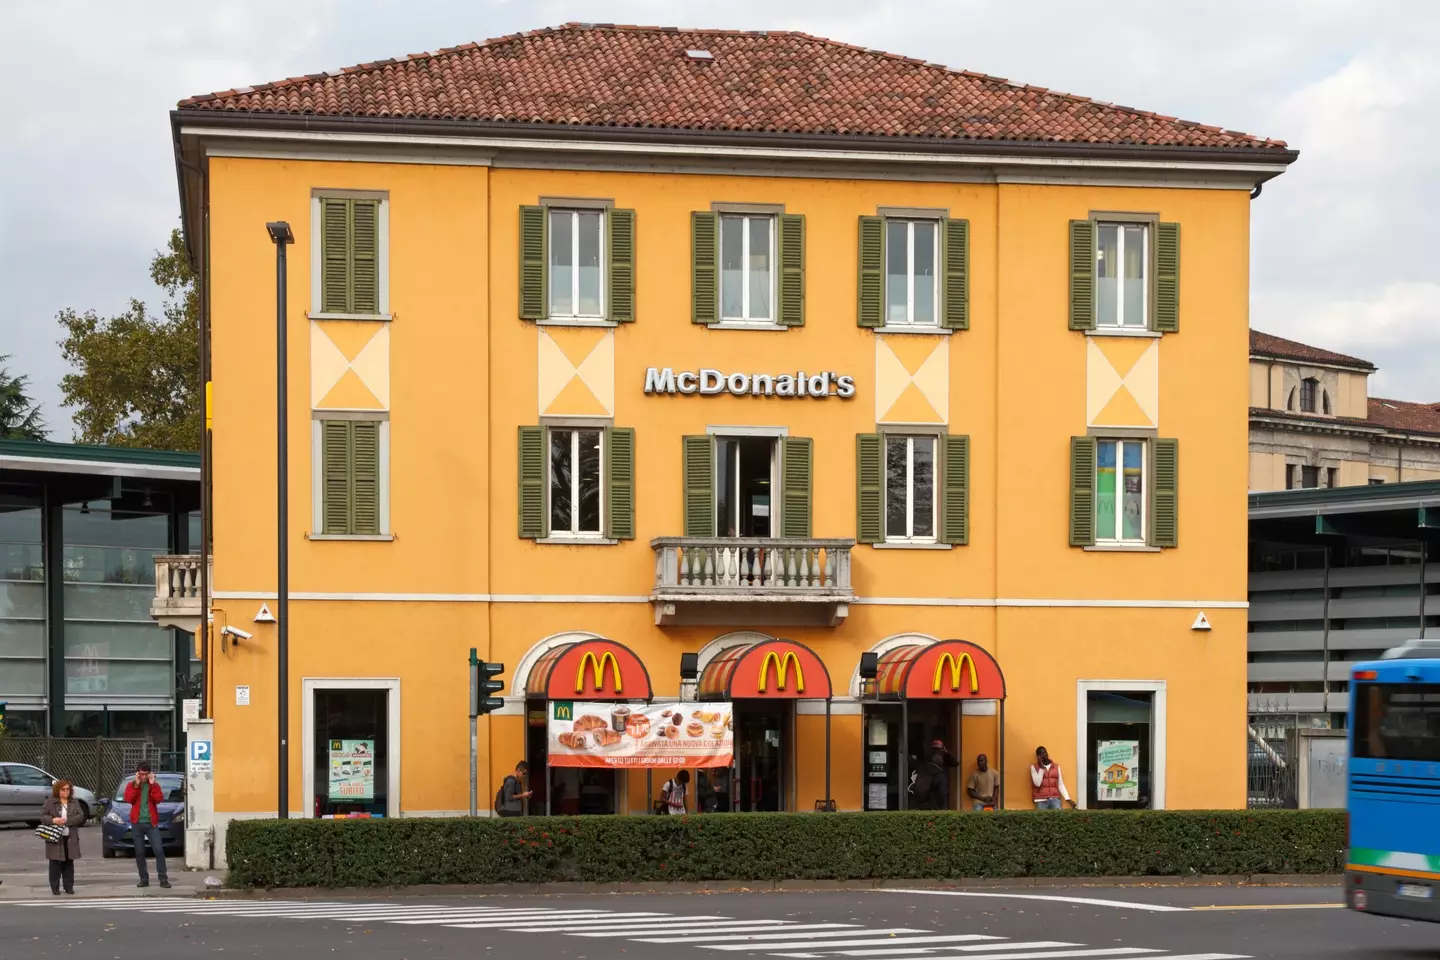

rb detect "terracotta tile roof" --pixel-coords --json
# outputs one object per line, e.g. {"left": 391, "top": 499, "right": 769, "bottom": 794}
{"left": 1249, "top": 330, "right": 1374, "bottom": 370}
{"left": 1368, "top": 398, "right": 1440, "bottom": 437}
{"left": 176, "top": 24, "right": 1288, "bottom": 150}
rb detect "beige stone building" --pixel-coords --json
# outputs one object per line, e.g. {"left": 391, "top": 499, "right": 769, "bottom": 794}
{"left": 1249, "top": 330, "right": 1440, "bottom": 491}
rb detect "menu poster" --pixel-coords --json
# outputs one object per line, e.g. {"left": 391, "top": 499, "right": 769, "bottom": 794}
{"left": 328, "top": 739, "right": 375, "bottom": 800}
{"left": 549, "top": 701, "right": 734, "bottom": 768}
{"left": 1096, "top": 740, "right": 1140, "bottom": 802}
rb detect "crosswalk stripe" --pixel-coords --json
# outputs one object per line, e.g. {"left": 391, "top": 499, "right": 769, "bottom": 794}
{"left": 789, "top": 949, "right": 1164, "bottom": 960}
{"left": 1138, "top": 955, "right": 1250, "bottom": 959}
{"left": 639, "top": 928, "right": 930, "bottom": 944}
{"left": 444, "top": 912, "right": 672, "bottom": 929}
{"left": 186, "top": 907, "right": 611, "bottom": 919}
{"left": 505, "top": 918, "right": 759, "bottom": 932}
{"left": 390, "top": 911, "right": 647, "bottom": 926}
{"left": 488, "top": 915, "right": 732, "bottom": 931}
{"left": 570, "top": 922, "right": 809, "bottom": 938}
{"left": 807, "top": 942, "right": 1084, "bottom": 957}
{"left": 280, "top": 911, "right": 621, "bottom": 924}
{"left": 708, "top": 935, "right": 1000, "bottom": 952}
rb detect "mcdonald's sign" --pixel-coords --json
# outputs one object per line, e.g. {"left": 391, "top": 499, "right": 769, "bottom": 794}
{"left": 758, "top": 650, "right": 804, "bottom": 694}
{"left": 576, "top": 650, "right": 623, "bottom": 695}
{"left": 932, "top": 652, "right": 980, "bottom": 695}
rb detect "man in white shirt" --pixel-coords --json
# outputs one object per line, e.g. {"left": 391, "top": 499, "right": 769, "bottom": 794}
{"left": 1029, "top": 745, "right": 1073, "bottom": 810}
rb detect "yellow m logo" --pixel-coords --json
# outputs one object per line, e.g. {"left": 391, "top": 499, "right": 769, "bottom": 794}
{"left": 932, "top": 652, "right": 979, "bottom": 695}
{"left": 576, "top": 650, "right": 622, "bottom": 694}
{"left": 758, "top": 651, "right": 804, "bottom": 693}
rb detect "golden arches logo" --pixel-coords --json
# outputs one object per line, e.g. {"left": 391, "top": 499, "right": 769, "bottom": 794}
{"left": 758, "top": 650, "right": 805, "bottom": 693}
{"left": 576, "top": 650, "right": 623, "bottom": 694}
{"left": 932, "top": 652, "right": 980, "bottom": 695}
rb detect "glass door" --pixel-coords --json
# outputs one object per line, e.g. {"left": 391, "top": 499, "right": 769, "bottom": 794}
{"left": 735, "top": 703, "right": 787, "bottom": 811}
{"left": 716, "top": 437, "right": 777, "bottom": 538}
{"left": 312, "top": 688, "right": 388, "bottom": 818}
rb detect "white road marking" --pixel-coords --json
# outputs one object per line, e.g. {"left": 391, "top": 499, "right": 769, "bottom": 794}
{"left": 800, "top": 941, "right": 1083, "bottom": 957}
{"left": 708, "top": 935, "right": 1000, "bottom": 952}
{"left": 570, "top": 922, "right": 808, "bottom": 938}
{"left": 440, "top": 912, "right": 672, "bottom": 929}
{"left": 882, "top": 890, "right": 1190, "bottom": 913}
{"left": 639, "top": 927, "right": 929, "bottom": 944}
{"left": 776, "top": 951, "right": 1162, "bottom": 960}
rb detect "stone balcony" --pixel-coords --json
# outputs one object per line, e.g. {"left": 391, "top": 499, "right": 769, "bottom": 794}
{"left": 151, "top": 554, "right": 210, "bottom": 632}
{"left": 651, "top": 537, "right": 855, "bottom": 626}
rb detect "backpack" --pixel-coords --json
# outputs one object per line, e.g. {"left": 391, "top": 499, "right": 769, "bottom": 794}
{"left": 494, "top": 775, "right": 515, "bottom": 813}
{"left": 909, "top": 764, "right": 938, "bottom": 806}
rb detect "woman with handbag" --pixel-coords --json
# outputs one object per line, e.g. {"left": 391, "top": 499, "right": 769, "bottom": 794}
{"left": 39, "top": 780, "right": 85, "bottom": 895}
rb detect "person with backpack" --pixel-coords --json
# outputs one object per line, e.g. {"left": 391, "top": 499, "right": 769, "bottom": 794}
{"left": 495, "top": 761, "right": 532, "bottom": 817}
{"left": 908, "top": 741, "right": 951, "bottom": 810}
{"left": 660, "top": 770, "right": 689, "bottom": 815}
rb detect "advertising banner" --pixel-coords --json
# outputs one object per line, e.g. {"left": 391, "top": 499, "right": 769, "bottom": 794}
{"left": 548, "top": 701, "right": 733, "bottom": 768}
{"left": 328, "top": 739, "right": 376, "bottom": 800}
{"left": 1096, "top": 740, "right": 1140, "bottom": 802}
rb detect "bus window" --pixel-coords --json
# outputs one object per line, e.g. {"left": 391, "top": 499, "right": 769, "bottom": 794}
{"left": 1352, "top": 683, "right": 1440, "bottom": 761}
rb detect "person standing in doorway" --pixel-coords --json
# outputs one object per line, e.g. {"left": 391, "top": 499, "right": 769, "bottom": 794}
{"left": 496, "top": 761, "right": 533, "bottom": 817}
{"left": 909, "top": 742, "right": 950, "bottom": 810}
{"left": 661, "top": 770, "right": 690, "bottom": 814}
{"left": 124, "top": 761, "right": 169, "bottom": 888}
{"left": 41, "top": 780, "right": 86, "bottom": 895}
{"left": 1030, "top": 746, "right": 1073, "bottom": 810}
{"left": 966, "top": 754, "right": 1001, "bottom": 811}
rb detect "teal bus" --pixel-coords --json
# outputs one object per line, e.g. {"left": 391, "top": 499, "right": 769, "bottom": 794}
{"left": 1346, "top": 639, "right": 1440, "bottom": 921}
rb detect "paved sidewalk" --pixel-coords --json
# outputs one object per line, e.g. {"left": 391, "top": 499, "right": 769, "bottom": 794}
{"left": 0, "top": 823, "right": 223, "bottom": 899}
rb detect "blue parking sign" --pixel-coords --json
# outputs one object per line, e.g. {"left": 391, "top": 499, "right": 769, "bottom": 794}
{"left": 190, "top": 740, "right": 212, "bottom": 763}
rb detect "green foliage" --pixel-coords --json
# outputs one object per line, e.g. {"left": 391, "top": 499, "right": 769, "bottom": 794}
{"left": 0, "top": 355, "right": 47, "bottom": 440}
{"left": 57, "top": 228, "right": 200, "bottom": 451}
{"left": 226, "top": 809, "right": 1345, "bottom": 888}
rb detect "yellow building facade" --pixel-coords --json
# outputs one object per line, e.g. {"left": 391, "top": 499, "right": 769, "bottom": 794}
{"left": 171, "top": 25, "right": 1296, "bottom": 854}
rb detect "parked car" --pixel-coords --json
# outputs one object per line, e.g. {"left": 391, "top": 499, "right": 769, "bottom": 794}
{"left": 0, "top": 763, "right": 100, "bottom": 825}
{"left": 101, "top": 772, "right": 185, "bottom": 858}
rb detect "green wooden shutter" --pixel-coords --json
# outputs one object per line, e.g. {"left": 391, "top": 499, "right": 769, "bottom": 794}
{"left": 517, "top": 426, "right": 547, "bottom": 538}
{"left": 322, "top": 420, "right": 352, "bottom": 534}
{"left": 857, "top": 216, "right": 884, "bottom": 328}
{"left": 605, "top": 426, "right": 635, "bottom": 540}
{"left": 519, "top": 206, "right": 548, "bottom": 320}
{"left": 781, "top": 437, "right": 813, "bottom": 539}
{"left": 1068, "top": 220, "right": 1096, "bottom": 331}
{"left": 682, "top": 435, "right": 715, "bottom": 537}
{"left": 778, "top": 213, "right": 805, "bottom": 327}
{"left": 1153, "top": 222, "right": 1180, "bottom": 333}
{"left": 856, "top": 433, "right": 883, "bottom": 544}
{"left": 1151, "top": 437, "right": 1179, "bottom": 547}
{"left": 941, "top": 434, "right": 970, "bottom": 545}
{"left": 608, "top": 209, "right": 636, "bottom": 322}
{"left": 1069, "top": 436, "right": 1096, "bottom": 546}
{"left": 321, "top": 199, "right": 351, "bottom": 314}
{"left": 350, "top": 200, "right": 379, "bottom": 315}
{"left": 941, "top": 218, "right": 970, "bottom": 330}
{"left": 350, "top": 420, "right": 380, "bottom": 535}
{"left": 691, "top": 212, "right": 718, "bottom": 324}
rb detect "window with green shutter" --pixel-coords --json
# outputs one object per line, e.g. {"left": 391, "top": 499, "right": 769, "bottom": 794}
{"left": 608, "top": 210, "right": 636, "bottom": 322}
{"left": 778, "top": 214, "right": 805, "bottom": 327}
{"left": 941, "top": 434, "right": 970, "bottom": 545}
{"left": 1153, "top": 222, "right": 1180, "bottom": 333}
{"left": 942, "top": 218, "right": 970, "bottom": 330}
{"left": 1150, "top": 437, "right": 1178, "bottom": 547}
{"left": 857, "top": 216, "right": 884, "bottom": 328}
{"left": 1069, "top": 436, "right": 1096, "bottom": 546}
{"left": 781, "top": 436, "right": 813, "bottom": 539}
{"left": 519, "top": 206, "right": 548, "bottom": 320}
{"left": 517, "top": 425, "right": 547, "bottom": 538}
{"left": 605, "top": 426, "right": 635, "bottom": 540}
{"left": 320, "top": 419, "right": 384, "bottom": 536}
{"left": 692, "top": 212, "right": 718, "bottom": 324}
{"left": 1068, "top": 220, "right": 1096, "bottom": 331}
{"left": 855, "top": 433, "right": 883, "bottom": 543}
{"left": 320, "top": 197, "right": 382, "bottom": 316}
{"left": 682, "top": 436, "right": 715, "bottom": 536}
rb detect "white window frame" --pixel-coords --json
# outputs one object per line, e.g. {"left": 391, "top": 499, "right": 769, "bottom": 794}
{"left": 1095, "top": 221, "right": 1148, "bottom": 329}
{"left": 714, "top": 434, "right": 780, "bottom": 538}
{"left": 1075, "top": 679, "right": 1166, "bottom": 810}
{"left": 719, "top": 214, "right": 776, "bottom": 323}
{"left": 308, "top": 190, "right": 391, "bottom": 321}
{"left": 547, "top": 426, "right": 604, "bottom": 538}
{"left": 884, "top": 434, "right": 938, "bottom": 543}
{"left": 301, "top": 677, "right": 401, "bottom": 819}
{"left": 886, "top": 218, "right": 940, "bottom": 327}
{"left": 1095, "top": 438, "right": 1146, "bottom": 544}
{"left": 308, "top": 415, "right": 392, "bottom": 541}
{"left": 548, "top": 208, "right": 606, "bottom": 320}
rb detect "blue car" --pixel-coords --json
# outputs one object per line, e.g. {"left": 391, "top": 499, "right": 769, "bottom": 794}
{"left": 101, "top": 773, "right": 186, "bottom": 858}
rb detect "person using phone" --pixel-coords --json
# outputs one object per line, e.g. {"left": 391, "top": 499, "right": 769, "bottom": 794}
{"left": 122, "top": 761, "right": 169, "bottom": 888}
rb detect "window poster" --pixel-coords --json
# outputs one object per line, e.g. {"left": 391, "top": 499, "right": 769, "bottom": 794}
{"left": 1096, "top": 740, "right": 1140, "bottom": 802}
{"left": 328, "top": 739, "right": 375, "bottom": 800}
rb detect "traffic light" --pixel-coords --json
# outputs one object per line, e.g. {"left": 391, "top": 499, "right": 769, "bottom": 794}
{"left": 469, "top": 652, "right": 506, "bottom": 717}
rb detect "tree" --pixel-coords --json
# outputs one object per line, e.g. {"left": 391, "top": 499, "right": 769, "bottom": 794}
{"left": 0, "top": 355, "right": 47, "bottom": 440}
{"left": 57, "top": 228, "right": 200, "bottom": 451}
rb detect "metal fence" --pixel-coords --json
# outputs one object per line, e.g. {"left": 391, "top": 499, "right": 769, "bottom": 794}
{"left": 1247, "top": 714, "right": 1300, "bottom": 809}
{"left": 0, "top": 737, "right": 165, "bottom": 797}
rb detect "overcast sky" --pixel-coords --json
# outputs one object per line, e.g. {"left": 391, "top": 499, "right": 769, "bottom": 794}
{"left": 3, "top": 0, "right": 1437, "bottom": 439}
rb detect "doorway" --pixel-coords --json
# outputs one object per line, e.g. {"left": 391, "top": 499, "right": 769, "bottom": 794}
{"left": 526, "top": 699, "right": 619, "bottom": 815}
{"left": 863, "top": 702, "right": 959, "bottom": 810}
{"left": 716, "top": 437, "right": 776, "bottom": 538}
{"left": 305, "top": 684, "right": 394, "bottom": 818}
{"left": 1075, "top": 680, "right": 1167, "bottom": 810}
{"left": 732, "top": 702, "right": 790, "bottom": 811}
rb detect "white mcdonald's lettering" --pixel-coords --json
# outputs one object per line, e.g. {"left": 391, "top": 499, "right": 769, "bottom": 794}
{"left": 644, "top": 367, "right": 855, "bottom": 399}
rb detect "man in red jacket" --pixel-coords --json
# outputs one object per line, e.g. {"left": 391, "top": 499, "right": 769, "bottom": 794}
{"left": 123, "top": 761, "right": 170, "bottom": 888}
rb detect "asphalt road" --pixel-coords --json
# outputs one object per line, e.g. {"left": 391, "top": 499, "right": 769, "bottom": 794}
{"left": 0, "top": 885, "right": 1436, "bottom": 960}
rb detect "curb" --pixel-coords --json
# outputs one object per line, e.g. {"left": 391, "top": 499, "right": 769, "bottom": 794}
{"left": 197, "top": 874, "right": 1340, "bottom": 899}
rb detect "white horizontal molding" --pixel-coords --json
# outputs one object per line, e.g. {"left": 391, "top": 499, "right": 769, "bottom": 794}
{"left": 0, "top": 455, "right": 198, "bottom": 480}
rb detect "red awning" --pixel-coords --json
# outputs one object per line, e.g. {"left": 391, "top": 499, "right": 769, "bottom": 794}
{"left": 698, "top": 639, "right": 832, "bottom": 700}
{"left": 873, "top": 640, "right": 1005, "bottom": 700}
{"left": 526, "top": 639, "right": 653, "bottom": 701}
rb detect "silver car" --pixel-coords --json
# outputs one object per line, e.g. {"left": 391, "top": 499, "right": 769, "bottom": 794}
{"left": 0, "top": 763, "right": 100, "bottom": 825}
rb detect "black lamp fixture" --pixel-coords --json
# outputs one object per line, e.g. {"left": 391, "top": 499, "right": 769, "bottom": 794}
{"left": 679, "top": 652, "right": 700, "bottom": 681}
{"left": 859, "top": 652, "right": 879, "bottom": 680}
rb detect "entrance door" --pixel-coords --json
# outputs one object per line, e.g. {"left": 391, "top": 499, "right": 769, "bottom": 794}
{"left": 864, "top": 702, "right": 957, "bottom": 810}
{"left": 734, "top": 703, "right": 788, "bottom": 811}
{"left": 311, "top": 688, "right": 388, "bottom": 818}
{"left": 528, "top": 700, "right": 619, "bottom": 815}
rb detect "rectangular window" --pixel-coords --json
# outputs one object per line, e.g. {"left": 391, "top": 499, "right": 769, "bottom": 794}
{"left": 715, "top": 436, "right": 777, "bottom": 538}
{"left": 1285, "top": 464, "right": 1297, "bottom": 490}
{"left": 1300, "top": 378, "right": 1318, "bottom": 413}
{"left": 1301, "top": 466, "right": 1319, "bottom": 489}
{"left": 1095, "top": 222, "right": 1147, "bottom": 328}
{"left": 1096, "top": 439, "right": 1145, "bottom": 542}
{"left": 549, "top": 427, "right": 603, "bottom": 536}
{"left": 548, "top": 209, "right": 604, "bottom": 318}
{"left": 316, "top": 195, "right": 384, "bottom": 317}
{"left": 885, "top": 219, "right": 938, "bottom": 326}
{"left": 318, "top": 419, "right": 385, "bottom": 536}
{"left": 720, "top": 215, "right": 774, "bottom": 322}
{"left": 1353, "top": 683, "right": 1440, "bottom": 762}
{"left": 884, "top": 435, "right": 936, "bottom": 541}
{"left": 1327, "top": 467, "right": 1338, "bottom": 488}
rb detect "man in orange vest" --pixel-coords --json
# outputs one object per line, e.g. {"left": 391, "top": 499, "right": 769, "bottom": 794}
{"left": 1029, "top": 746, "right": 1073, "bottom": 810}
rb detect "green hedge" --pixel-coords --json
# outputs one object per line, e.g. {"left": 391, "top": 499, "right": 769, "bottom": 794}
{"left": 226, "top": 810, "right": 1344, "bottom": 888}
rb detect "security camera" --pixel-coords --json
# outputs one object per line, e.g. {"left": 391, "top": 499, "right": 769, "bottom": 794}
{"left": 221, "top": 625, "right": 253, "bottom": 641}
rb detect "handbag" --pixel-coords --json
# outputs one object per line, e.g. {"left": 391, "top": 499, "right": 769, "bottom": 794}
{"left": 35, "top": 823, "right": 64, "bottom": 844}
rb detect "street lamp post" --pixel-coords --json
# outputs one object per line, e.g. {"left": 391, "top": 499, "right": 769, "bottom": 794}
{"left": 266, "top": 221, "right": 294, "bottom": 819}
